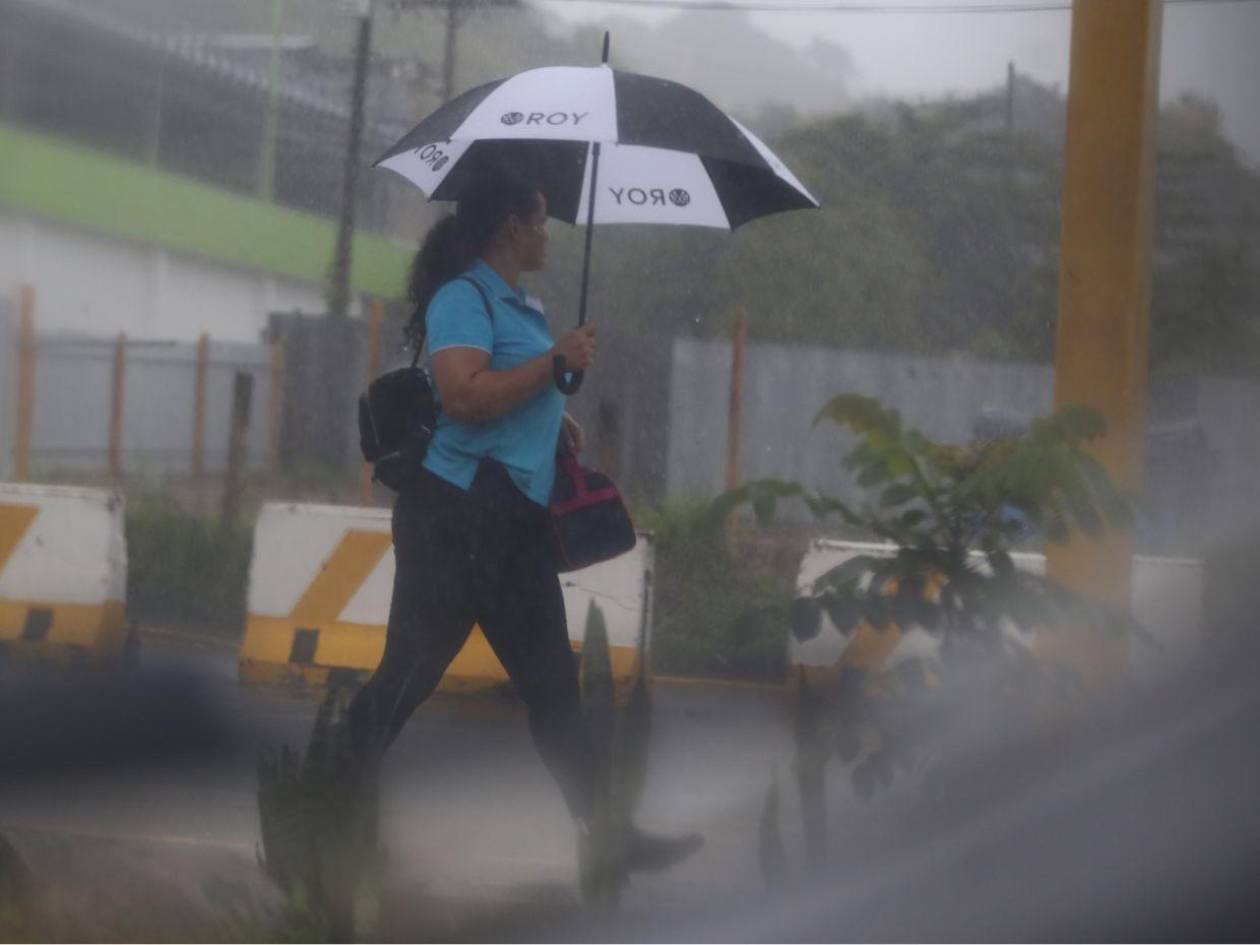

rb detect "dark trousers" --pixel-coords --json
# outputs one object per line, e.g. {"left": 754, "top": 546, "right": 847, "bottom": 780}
{"left": 348, "top": 462, "right": 593, "bottom": 821}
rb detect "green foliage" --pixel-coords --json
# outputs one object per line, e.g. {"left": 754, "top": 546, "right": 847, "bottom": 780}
{"left": 125, "top": 493, "right": 252, "bottom": 637}
{"left": 716, "top": 395, "right": 1137, "bottom": 810}
{"left": 257, "top": 688, "right": 384, "bottom": 941}
{"left": 784, "top": 396, "right": 1135, "bottom": 647}
{"left": 533, "top": 90, "right": 1257, "bottom": 376}
{"left": 580, "top": 601, "right": 615, "bottom": 716}
{"left": 639, "top": 500, "right": 800, "bottom": 682}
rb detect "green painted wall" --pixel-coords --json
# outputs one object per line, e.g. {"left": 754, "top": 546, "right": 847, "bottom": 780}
{"left": 0, "top": 122, "right": 411, "bottom": 299}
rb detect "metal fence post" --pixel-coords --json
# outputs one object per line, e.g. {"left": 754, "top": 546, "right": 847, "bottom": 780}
{"left": 726, "top": 309, "right": 747, "bottom": 494}
{"left": 359, "top": 299, "right": 383, "bottom": 502}
{"left": 15, "top": 286, "right": 35, "bottom": 481}
{"left": 193, "top": 332, "right": 209, "bottom": 481}
{"left": 223, "top": 371, "right": 254, "bottom": 528}
{"left": 270, "top": 337, "right": 286, "bottom": 473}
{"left": 109, "top": 332, "right": 127, "bottom": 479}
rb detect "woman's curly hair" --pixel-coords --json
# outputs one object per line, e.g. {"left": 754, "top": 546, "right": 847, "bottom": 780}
{"left": 405, "top": 170, "right": 540, "bottom": 351}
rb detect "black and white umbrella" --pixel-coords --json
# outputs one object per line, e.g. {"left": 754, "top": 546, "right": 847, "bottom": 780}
{"left": 374, "top": 35, "right": 818, "bottom": 392}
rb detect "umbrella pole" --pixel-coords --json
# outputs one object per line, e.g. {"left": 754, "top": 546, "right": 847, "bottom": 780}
{"left": 553, "top": 140, "right": 599, "bottom": 395}
{"left": 577, "top": 142, "right": 602, "bottom": 331}
{"left": 555, "top": 32, "right": 610, "bottom": 394}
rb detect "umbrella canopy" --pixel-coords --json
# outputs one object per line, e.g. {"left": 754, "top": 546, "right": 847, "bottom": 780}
{"left": 374, "top": 45, "right": 818, "bottom": 393}
{"left": 374, "top": 65, "right": 819, "bottom": 229}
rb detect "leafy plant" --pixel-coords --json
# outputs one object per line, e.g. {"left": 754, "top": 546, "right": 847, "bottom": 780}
{"left": 721, "top": 395, "right": 1133, "bottom": 645}
{"left": 126, "top": 492, "right": 253, "bottom": 637}
{"left": 639, "top": 499, "right": 800, "bottom": 682}
{"left": 257, "top": 689, "right": 384, "bottom": 941}
{"left": 715, "top": 395, "right": 1136, "bottom": 805}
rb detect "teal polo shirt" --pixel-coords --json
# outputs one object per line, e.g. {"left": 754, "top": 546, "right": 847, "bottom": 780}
{"left": 421, "top": 260, "right": 565, "bottom": 506}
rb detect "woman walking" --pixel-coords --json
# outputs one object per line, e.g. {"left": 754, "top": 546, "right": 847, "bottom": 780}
{"left": 347, "top": 169, "right": 699, "bottom": 895}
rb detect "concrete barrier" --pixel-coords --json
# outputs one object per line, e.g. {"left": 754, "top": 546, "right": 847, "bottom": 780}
{"left": 0, "top": 482, "right": 129, "bottom": 661}
{"left": 238, "top": 501, "right": 653, "bottom": 695}
{"left": 791, "top": 539, "right": 1203, "bottom": 685}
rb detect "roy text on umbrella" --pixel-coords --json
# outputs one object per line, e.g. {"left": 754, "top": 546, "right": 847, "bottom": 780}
{"left": 409, "top": 143, "right": 452, "bottom": 173}
{"left": 500, "top": 111, "right": 590, "bottom": 128}
{"left": 607, "top": 187, "right": 692, "bottom": 208}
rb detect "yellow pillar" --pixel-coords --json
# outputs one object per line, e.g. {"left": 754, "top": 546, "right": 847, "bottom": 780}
{"left": 1043, "top": 0, "right": 1163, "bottom": 684}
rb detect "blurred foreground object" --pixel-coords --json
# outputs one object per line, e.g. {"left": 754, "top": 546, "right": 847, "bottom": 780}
{"left": 0, "top": 665, "right": 231, "bottom": 777}
{"left": 567, "top": 645, "right": 1260, "bottom": 941}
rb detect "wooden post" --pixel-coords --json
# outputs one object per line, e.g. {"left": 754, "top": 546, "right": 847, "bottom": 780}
{"left": 109, "top": 332, "right": 127, "bottom": 479}
{"left": 360, "top": 299, "right": 383, "bottom": 502}
{"left": 725, "top": 310, "right": 748, "bottom": 541}
{"left": 726, "top": 309, "right": 748, "bottom": 492}
{"left": 596, "top": 399, "right": 621, "bottom": 479}
{"left": 222, "top": 371, "right": 254, "bottom": 528}
{"left": 192, "top": 333, "right": 209, "bottom": 481}
{"left": 14, "top": 286, "right": 35, "bottom": 481}
{"left": 1041, "top": 0, "right": 1163, "bottom": 686}
{"left": 269, "top": 337, "right": 286, "bottom": 473}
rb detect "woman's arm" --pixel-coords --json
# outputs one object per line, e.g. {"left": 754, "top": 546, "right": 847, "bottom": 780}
{"left": 432, "top": 323, "right": 596, "bottom": 424}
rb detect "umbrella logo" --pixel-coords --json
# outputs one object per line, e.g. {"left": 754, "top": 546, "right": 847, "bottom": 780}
{"left": 413, "top": 143, "right": 452, "bottom": 174}
{"left": 669, "top": 189, "right": 691, "bottom": 207}
{"left": 501, "top": 112, "right": 525, "bottom": 126}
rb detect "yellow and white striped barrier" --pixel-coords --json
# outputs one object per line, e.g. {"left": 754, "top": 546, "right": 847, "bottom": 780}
{"left": 239, "top": 501, "right": 653, "bottom": 695}
{"left": 0, "top": 482, "right": 129, "bottom": 661}
{"left": 791, "top": 539, "right": 1203, "bottom": 686}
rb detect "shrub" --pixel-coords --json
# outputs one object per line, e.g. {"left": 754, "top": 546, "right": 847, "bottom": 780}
{"left": 640, "top": 499, "right": 803, "bottom": 682}
{"left": 126, "top": 493, "right": 253, "bottom": 637}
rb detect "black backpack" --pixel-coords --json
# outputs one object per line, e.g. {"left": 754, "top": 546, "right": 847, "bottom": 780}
{"left": 358, "top": 277, "right": 492, "bottom": 492}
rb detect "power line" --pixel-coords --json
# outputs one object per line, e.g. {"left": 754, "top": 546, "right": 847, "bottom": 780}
{"left": 533, "top": 0, "right": 1259, "bottom": 14}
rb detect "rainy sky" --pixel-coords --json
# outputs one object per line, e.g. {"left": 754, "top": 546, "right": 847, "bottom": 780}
{"left": 541, "top": 0, "right": 1260, "bottom": 162}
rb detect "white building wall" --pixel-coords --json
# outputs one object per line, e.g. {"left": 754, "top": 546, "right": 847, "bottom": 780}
{"left": 0, "top": 212, "right": 360, "bottom": 344}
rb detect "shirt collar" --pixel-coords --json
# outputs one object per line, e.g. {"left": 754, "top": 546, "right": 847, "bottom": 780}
{"left": 469, "top": 259, "right": 526, "bottom": 305}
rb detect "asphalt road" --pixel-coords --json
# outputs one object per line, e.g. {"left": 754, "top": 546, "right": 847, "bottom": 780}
{"left": 1, "top": 634, "right": 821, "bottom": 938}
{"left": 5, "top": 634, "right": 1258, "bottom": 941}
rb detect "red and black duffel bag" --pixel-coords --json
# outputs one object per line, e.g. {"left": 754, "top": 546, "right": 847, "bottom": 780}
{"left": 549, "top": 450, "right": 637, "bottom": 572}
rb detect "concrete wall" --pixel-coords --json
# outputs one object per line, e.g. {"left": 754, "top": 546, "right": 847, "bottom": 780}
{"left": 0, "top": 212, "right": 358, "bottom": 345}
{"left": 668, "top": 337, "right": 1260, "bottom": 551}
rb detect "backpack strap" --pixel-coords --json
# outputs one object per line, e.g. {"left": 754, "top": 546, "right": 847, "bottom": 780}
{"left": 457, "top": 275, "right": 495, "bottom": 325}
{"left": 411, "top": 275, "right": 495, "bottom": 368}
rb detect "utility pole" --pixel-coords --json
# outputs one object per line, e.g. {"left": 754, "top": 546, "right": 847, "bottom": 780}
{"left": 328, "top": 0, "right": 375, "bottom": 321}
{"left": 443, "top": 0, "right": 459, "bottom": 103}
{"left": 1005, "top": 60, "right": 1015, "bottom": 137}
{"left": 391, "top": 0, "right": 517, "bottom": 104}
{"left": 259, "top": 0, "right": 286, "bottom": 200}
{"left": 326, "top": 0, "right": 518, "bottom": 319}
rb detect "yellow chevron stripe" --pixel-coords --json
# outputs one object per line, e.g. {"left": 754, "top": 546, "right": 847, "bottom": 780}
{"left": 289, "top": 529, "right": 392, "bottom": 625}
{"left": 0, "top": 503, "right": 39, "bottom": 575}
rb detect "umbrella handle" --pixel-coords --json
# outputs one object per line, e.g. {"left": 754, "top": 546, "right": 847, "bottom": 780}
{"left": 553, "top": 355, "right": 583, "bottom": 395}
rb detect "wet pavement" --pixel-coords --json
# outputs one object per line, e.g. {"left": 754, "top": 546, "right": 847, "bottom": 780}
{"left": 1, "top": 634, "right": 816, "bottom": 937}
{"left": 8, "top": 633, "right": 1256, "bottom": 940}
